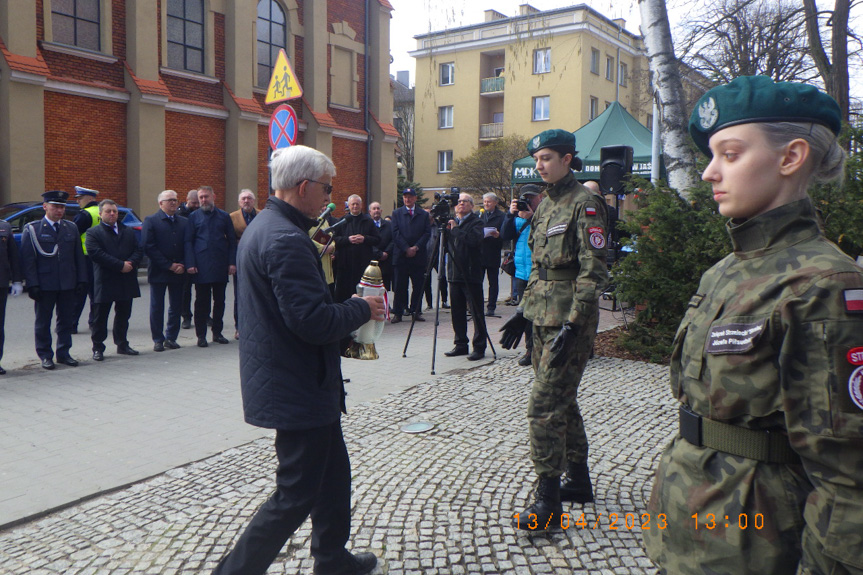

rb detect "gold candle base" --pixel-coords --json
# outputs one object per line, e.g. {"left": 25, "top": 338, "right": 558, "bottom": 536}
{"left": 344, "top": 341, "right": 379, "bottom": 360}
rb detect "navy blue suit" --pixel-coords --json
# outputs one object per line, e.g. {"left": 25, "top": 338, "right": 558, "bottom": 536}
{"left": 185, "top": 208, "right": 237, "bottom": 339}
{"left": 390, "top": 206, "right": 430, "bottom": 316}
{"left": 142, "top": 210, "right": 190, "bottom": 343}
{"left": 21, "top": 218, "right": 87, "bottom": 361}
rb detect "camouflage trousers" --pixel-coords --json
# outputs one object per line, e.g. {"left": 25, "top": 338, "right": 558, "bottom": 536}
{"left": 527, "top": 318, "right": 598, "bottom": 478}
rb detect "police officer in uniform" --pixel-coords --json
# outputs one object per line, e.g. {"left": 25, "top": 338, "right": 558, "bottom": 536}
{"left": 644, "top": 77, "right": 863, "bottom": 575}
{"left": 71, "top": 185, "right": 100, "bottom": 334}
{"left": 21, "top": 191, "right": 88, "bottom": 369}
{"left": 500, "top": 129, "right": 608, "bottom": 530}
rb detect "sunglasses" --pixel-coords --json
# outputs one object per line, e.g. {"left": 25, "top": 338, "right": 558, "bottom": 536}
{"left": 306, "top": 180, "right": 333, "bottom": 195}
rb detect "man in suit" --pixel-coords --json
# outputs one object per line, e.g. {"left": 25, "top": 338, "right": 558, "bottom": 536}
{"left": 0, "top": 217, "right": 23, "bottom": 374}
{"left": 20, "top": 190, "right": 88, "bottom": 369}
{"left": 229, "top": 189, "right": 257, "bottom": 340}
{"left": 86, "top": 199, "right": 143, "bottom": 360}
{"left": 71, "top": 185, "right": 100, "bottom": 334}
{"left": 368, "top": 202, "right": 392, "bottom": 291}
{"left": 444, "top": 193, "right": 488, "bottom": 361}
{"left": 390, "top": 188, "right": 430, "bottom": 323}
{"left": 185, "top": 186, "right": 237, "bottom": 347}
{"left": 142, "top": 190, "right": 189, "bottom": 352}
{"left": 177, "top": 189, "right": 199, "bottom": 328}
{"left": 332, "top": 195, "right": 380, "bottom": 303}
{"left": 479, "top": 193, "right": 505, "bottom": 316}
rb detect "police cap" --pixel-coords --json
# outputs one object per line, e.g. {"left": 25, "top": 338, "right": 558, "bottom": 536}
{"left": 74, "top": 186, "right": 99, "bottom": 198}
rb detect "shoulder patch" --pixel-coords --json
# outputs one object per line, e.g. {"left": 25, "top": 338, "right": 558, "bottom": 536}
{"left": 585, "top": 207, "right": 596, "bottom": 216}
{"left": 845, "top": 289, "right": 863, "bottom": 313}
{"left": 849, "top": 366, "right": 863, "bottom": 411}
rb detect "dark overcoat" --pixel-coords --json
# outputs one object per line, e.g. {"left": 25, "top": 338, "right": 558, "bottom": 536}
{"left": 85, "top": 222, "right": 143, "bottom": 303}
{"left": 332, "top": 213, "right": 380, "bottom": 301}
{"left": 0, "top": 221, "right": 22, "bottom": 287}
{"left": 371, "top": 218, "right": 393, "bottom": 278}
{"left": 390, "top": 206, "right": 431, "bottom": 267}
{"left": 185, "top": 208, "right": 237, "bottom": 284}
{"left": 142, "top": 210, "right": 190, "bottom": 284}
{"left": 479, "top": 208, "right": 505, "bottom": 268}
{"left": 446, "top": 212, "right": 484, "bottom": 284}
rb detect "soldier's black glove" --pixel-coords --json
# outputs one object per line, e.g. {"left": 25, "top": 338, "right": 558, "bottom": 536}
{"left": 548, "top": 322, "right": 578, "bottom": 368}
{"left": 75, "top": 282, "right": 88, "bottom": 296}
{"left": 499, "top": 310, "right": 528, "bottom": 349}
{"left": 28, "top": 286, "right": 41, "bottom": 302}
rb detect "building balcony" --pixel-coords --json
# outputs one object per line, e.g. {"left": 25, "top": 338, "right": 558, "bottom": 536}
{"left": 480, "top": 76, "right": 505, "bottom": 96}
{"left": 479, "top": 122, "right": 504, "bottom": 140}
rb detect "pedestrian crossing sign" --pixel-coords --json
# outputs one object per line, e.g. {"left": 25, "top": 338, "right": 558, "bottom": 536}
{"left": 265, "top": 49, "right": 303, "bottom": 104}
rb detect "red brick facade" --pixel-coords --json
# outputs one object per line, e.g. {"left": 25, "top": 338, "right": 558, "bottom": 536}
{"left": 331, "top": 138, "right": 368, "bottom": 216}
{"left": 165, "top": 112, "right": 226, "bottom": 209}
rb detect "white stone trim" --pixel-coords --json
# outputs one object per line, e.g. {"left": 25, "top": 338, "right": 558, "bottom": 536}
{"left": 8, "top": 70, "right": 48, "bottom": 87}
{"left": 332, "top": 128, "right": 369, "bottom": 142}
{"left": 165, "top": 100, "right": 229, "bottom": 119}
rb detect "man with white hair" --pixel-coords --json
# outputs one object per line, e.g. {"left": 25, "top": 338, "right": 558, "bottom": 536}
{"left": 479, "top": 192, "right": 505, "bottom": 316}
{"left": 213, "top": 145, "right": 384, "bottom": 575}
{"left": 230, "top": 189, "right": 257, "bottom": 339}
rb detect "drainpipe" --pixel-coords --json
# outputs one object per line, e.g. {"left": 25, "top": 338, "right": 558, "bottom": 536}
{"left": 365, "top": 0, "right": 373, "bottom": 204}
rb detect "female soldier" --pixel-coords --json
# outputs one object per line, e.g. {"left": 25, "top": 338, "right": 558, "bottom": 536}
{"left": 644, "top": 76, "right": 863, "bottom": 574}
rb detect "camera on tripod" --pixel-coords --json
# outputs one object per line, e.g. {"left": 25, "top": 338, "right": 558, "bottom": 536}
{"left": 431, "top": 187, "right": 461, "bottom": 226}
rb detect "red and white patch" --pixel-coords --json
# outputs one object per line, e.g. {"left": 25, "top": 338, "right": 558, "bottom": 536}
{"left": 848, "top": 347, "right": 863, "bottom": 366}
{"left": 849, "top": 366, "right": 863, "bottom": 411}
{"left": 585, "top": 207, "right": 596, "bottom": 216}
{"left": 845, "top": 289, "right": 863, "bottom": 313}
{"left": 589, "top": 231, "right": 606, "bottom": 249}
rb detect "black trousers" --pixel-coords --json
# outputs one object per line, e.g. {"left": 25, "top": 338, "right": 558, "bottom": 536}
{"left": 34, "top": 289, "right": 77, "bottom": 361}
{"left": 181, "top": 273, "right": 194, "bottom": 322}
{"left": 449, "top": 281, "right": 488, "bottom": 351}
{"left": 393, "top": 263, "right": 424, "bottom": 316}
{"left": 150, "top": 282, "right": 183, "bottom": 343}
{"left": 91, "top": 299, "right": 133, "bottom": 352}
{"left": 424, "top": 259, "right": 447, "bottom": 307}
{"left": 515, "top": 277, "right": 533, "bottom": 351}
{"left": 0, "top": 290, "right": 7, "bottom": 362}
{"left": 213, "top": 421, "right": 352, "bottom": 575}
{"left": 194, "top": 282, "right": 227, "bottom": 338}
{"left": 482, "top": 265, "right": 499, "bottom": 311}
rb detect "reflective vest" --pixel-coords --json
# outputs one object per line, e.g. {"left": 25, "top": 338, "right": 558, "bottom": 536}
{"left": 81, "top": 204, "right": 100, "bottom": 255}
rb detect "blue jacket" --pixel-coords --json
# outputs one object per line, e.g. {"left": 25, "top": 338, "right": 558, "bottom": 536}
{"left": 501, "top": 213, "right": 532, "bottom": 281}
{"left": 237, "top": 196, "right": 370, "bottom": 430}
{"left": 390, "top": 205, "right": 431, "bottom": 267}
{"left": 142, "top": 210, "right": 190, "bottom": 284}
{"left": 21, "top": 219, "right": 87, "bottom": 291}
{"left": 185, "top": 208, "right": 237, "bottom": 284}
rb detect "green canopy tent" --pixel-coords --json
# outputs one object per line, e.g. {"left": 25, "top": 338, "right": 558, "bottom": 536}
{"left": 511, "top": 101, "right": 665, "bottom": 186}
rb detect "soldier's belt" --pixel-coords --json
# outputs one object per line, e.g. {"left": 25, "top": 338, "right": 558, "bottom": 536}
{"left": 537, "top": 268, "right": 578, "bottom": 281}
{"left": 679, "top": 405, "right": 800, "bottom": 464}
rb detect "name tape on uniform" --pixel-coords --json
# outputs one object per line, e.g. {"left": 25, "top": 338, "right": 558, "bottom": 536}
{"left": 705, "top": 320, "right": 766, "bottom": 354}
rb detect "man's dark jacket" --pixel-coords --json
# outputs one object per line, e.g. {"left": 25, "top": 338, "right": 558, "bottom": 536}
{"left": 332, "top": 212, "right": 381, "bottom": 301}
{"left": 371, "top": 218, "right": 393, "bottom": 276}
{"left": 446, "top": 212, "right": 484, "bottom": 284}
{"left": 21, "top": 219, "right": 88, "bottom": 291}
{"left": 142, "top": 211, "right": 190, "bottom": 284}
{"left": 237, "top": 196, "right": 370, "bottom": 430}
{"left": 390, "top": 206, "right": 430, "bottom": 267}
{"left": 479, "top": 208, "right": 505, "bottom": 268}
{"left": 85, "top": 222, "right": 143, "bottom": 303}
{"left": 185, "top": 208, "right": 237, "bottom": 284}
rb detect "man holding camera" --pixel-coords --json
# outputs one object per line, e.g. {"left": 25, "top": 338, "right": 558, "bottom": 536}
{"left": 500, "top": 129, "right": 608, "bottom": 531}
{"left": 444, "top": 193, "right": 487, "bottom": 361}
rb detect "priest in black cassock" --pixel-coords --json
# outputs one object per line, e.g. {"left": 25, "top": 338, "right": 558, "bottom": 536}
{"left": 332, "top": 194, "right": 381, "bottom": 303}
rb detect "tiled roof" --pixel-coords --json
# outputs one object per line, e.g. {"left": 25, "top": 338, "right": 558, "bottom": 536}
{"left": 123, "top": 63, "right": 170, "bottom": 97}
{"left": 371, "top": 112, "right": 400, "bottom": 138}
{"left": 0, "top": 37, "right": 50, "bottom": 77}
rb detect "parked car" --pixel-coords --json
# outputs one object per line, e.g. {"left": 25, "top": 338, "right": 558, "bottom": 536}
{"left": 0, "top": 201, "right": 145, "bottom": 250}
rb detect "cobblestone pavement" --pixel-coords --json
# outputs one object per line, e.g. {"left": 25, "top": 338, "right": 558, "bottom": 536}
{"left": 0, "top": 355, "right": 672, "bottom": 574}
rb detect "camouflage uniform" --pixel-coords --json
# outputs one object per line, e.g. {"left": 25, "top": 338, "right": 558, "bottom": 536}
{"left": 521, "top": 171, "right": 609, "bottom": 477}
{"left": 644, "top": 198, "right": 863, "bottom": 574}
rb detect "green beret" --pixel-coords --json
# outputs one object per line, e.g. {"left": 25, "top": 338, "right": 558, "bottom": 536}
{"left": 689, "top": 75, "right": 841, "bottom": 156}
{"left": 527, "top": 129, "right": 576, "bottom": 156}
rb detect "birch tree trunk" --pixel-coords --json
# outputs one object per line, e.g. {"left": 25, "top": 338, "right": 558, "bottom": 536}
{"left": 638, "top": 0, "right": 698, "bottom": 197}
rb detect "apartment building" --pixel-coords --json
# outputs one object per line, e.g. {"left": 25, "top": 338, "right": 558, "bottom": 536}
{"left": 410, "top": 3, "right": 653, "bottom": 194}
{"left": 0, "top": 0, "right": 398, "bottom": 214}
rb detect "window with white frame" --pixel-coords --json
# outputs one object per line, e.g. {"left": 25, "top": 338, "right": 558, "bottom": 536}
{"left": 590, "top": 48, "right": 600, "bottom": 75}
{"left": 167, "top": 0, "right": 205, "bottom": 73}
{"left": 619, "top": 61, "right": 628, "bottom": 87}
{"left": 52, "top": 0, "right": 101, "bottom": 51}
{"left": 439, "top": 106, "right": 453, "bottom": 129}
{"left": 533, "top": 96, "right": 550, "bottom": 121}
{"left": 256, "top": 0, "right": 287, "bottom": 88}
{"left": 440, "top": 62, "right": 454, "bottom": 86}
{"left": 589, "top": 97, "right": 598, "bottom": 120}
{"left": 533, "top": 48, "right": 550, "bottom": 74}
{"left": 605, "top": 55, "right": 614, "bottom": 81}
{"left": 438, "top": 150, "right": 453, "bottom": 173}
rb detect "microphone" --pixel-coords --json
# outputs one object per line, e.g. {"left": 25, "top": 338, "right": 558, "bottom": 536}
{"left": 318, "top": 203, "right": 336, "bottom": 222}
{"left": 325, "top": 217, "right": 349, "bottom": 234}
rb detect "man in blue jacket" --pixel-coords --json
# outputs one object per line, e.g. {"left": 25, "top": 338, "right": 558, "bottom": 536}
{"left": 142, "top": 190, "right": 189, "bottom": 352}
{"left": 212, "top": 145, "right": 385, "bottom": 575}
{"left": 389, "top": 188, "right": 430, "bottom": 323}
{"left": 185, "top": 186, "right": 237, "bottom": 347}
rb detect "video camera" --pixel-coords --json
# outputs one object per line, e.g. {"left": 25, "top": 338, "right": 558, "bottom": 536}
{"left": 431, "top": 187, "right": 461, "bottom": 226}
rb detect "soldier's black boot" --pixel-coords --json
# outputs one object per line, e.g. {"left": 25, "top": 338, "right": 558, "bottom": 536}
{"left": 560, "top": 461, "right": 594, "bottom": 503}
{"left": 512, "top": 477, "right": 562, "bottom": 531}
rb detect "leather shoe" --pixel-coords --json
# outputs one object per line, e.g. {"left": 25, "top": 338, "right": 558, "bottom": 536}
{"left": 213, "top": 335, "right": 230, "bottom": 344}
{"left": 486, "top": 308, "right": 496, "bottom": 316}
{"left": 164, "top": 340, "right": 181, "bottom": 350}
{"left": 444, "top": 346, "right": 469, "bottom": 357}
{"left": 467, "top": 350, "right": 486, "bottom": 361}
{"left": 197, "top": 337, "right": 208, "bottom": 348}
{"left": 442, "top": 302, "right": 450, "bottom": 309}
{"left": 117, "top": 345, "right": 139, "bottom": 356}
{"left": 413, "top": 313, "right": 426, "bottom": 322}
{"left": 314, "top": 551, "right": 377, "bottom": 575}
{"left": 92, "top": 350, "right": 104, "bottom": 361}
{"left": 390, "top": 315, "right": 402, "bottom": 324}
{"left": 0, "top": 366, "right": 5, "bottom": 375}
{"left": 518, "top": 350, "right": 532, "bottom": 366}
{"left": 41, "top": 358, "right": 55, "bottom": 370}
{"left": 56, "top": 356, "right": 79, "bottom": 367}
{"left": 153, "top": 341, "right": 165, "bottom": 352}
{"left": 181, "top": 319, "right": 192, "bottom": 329}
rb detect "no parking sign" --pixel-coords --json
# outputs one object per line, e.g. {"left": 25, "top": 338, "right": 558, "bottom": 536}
{"left": 269, "top": 104, "right": 298, "bottom": 150}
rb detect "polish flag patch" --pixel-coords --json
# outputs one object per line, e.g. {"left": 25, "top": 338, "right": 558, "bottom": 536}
{"left": 845, "top": 289, "right": 863, "bottom": 313}
{"left": 585, "top": 207, "right": 596, "bottom": 216}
